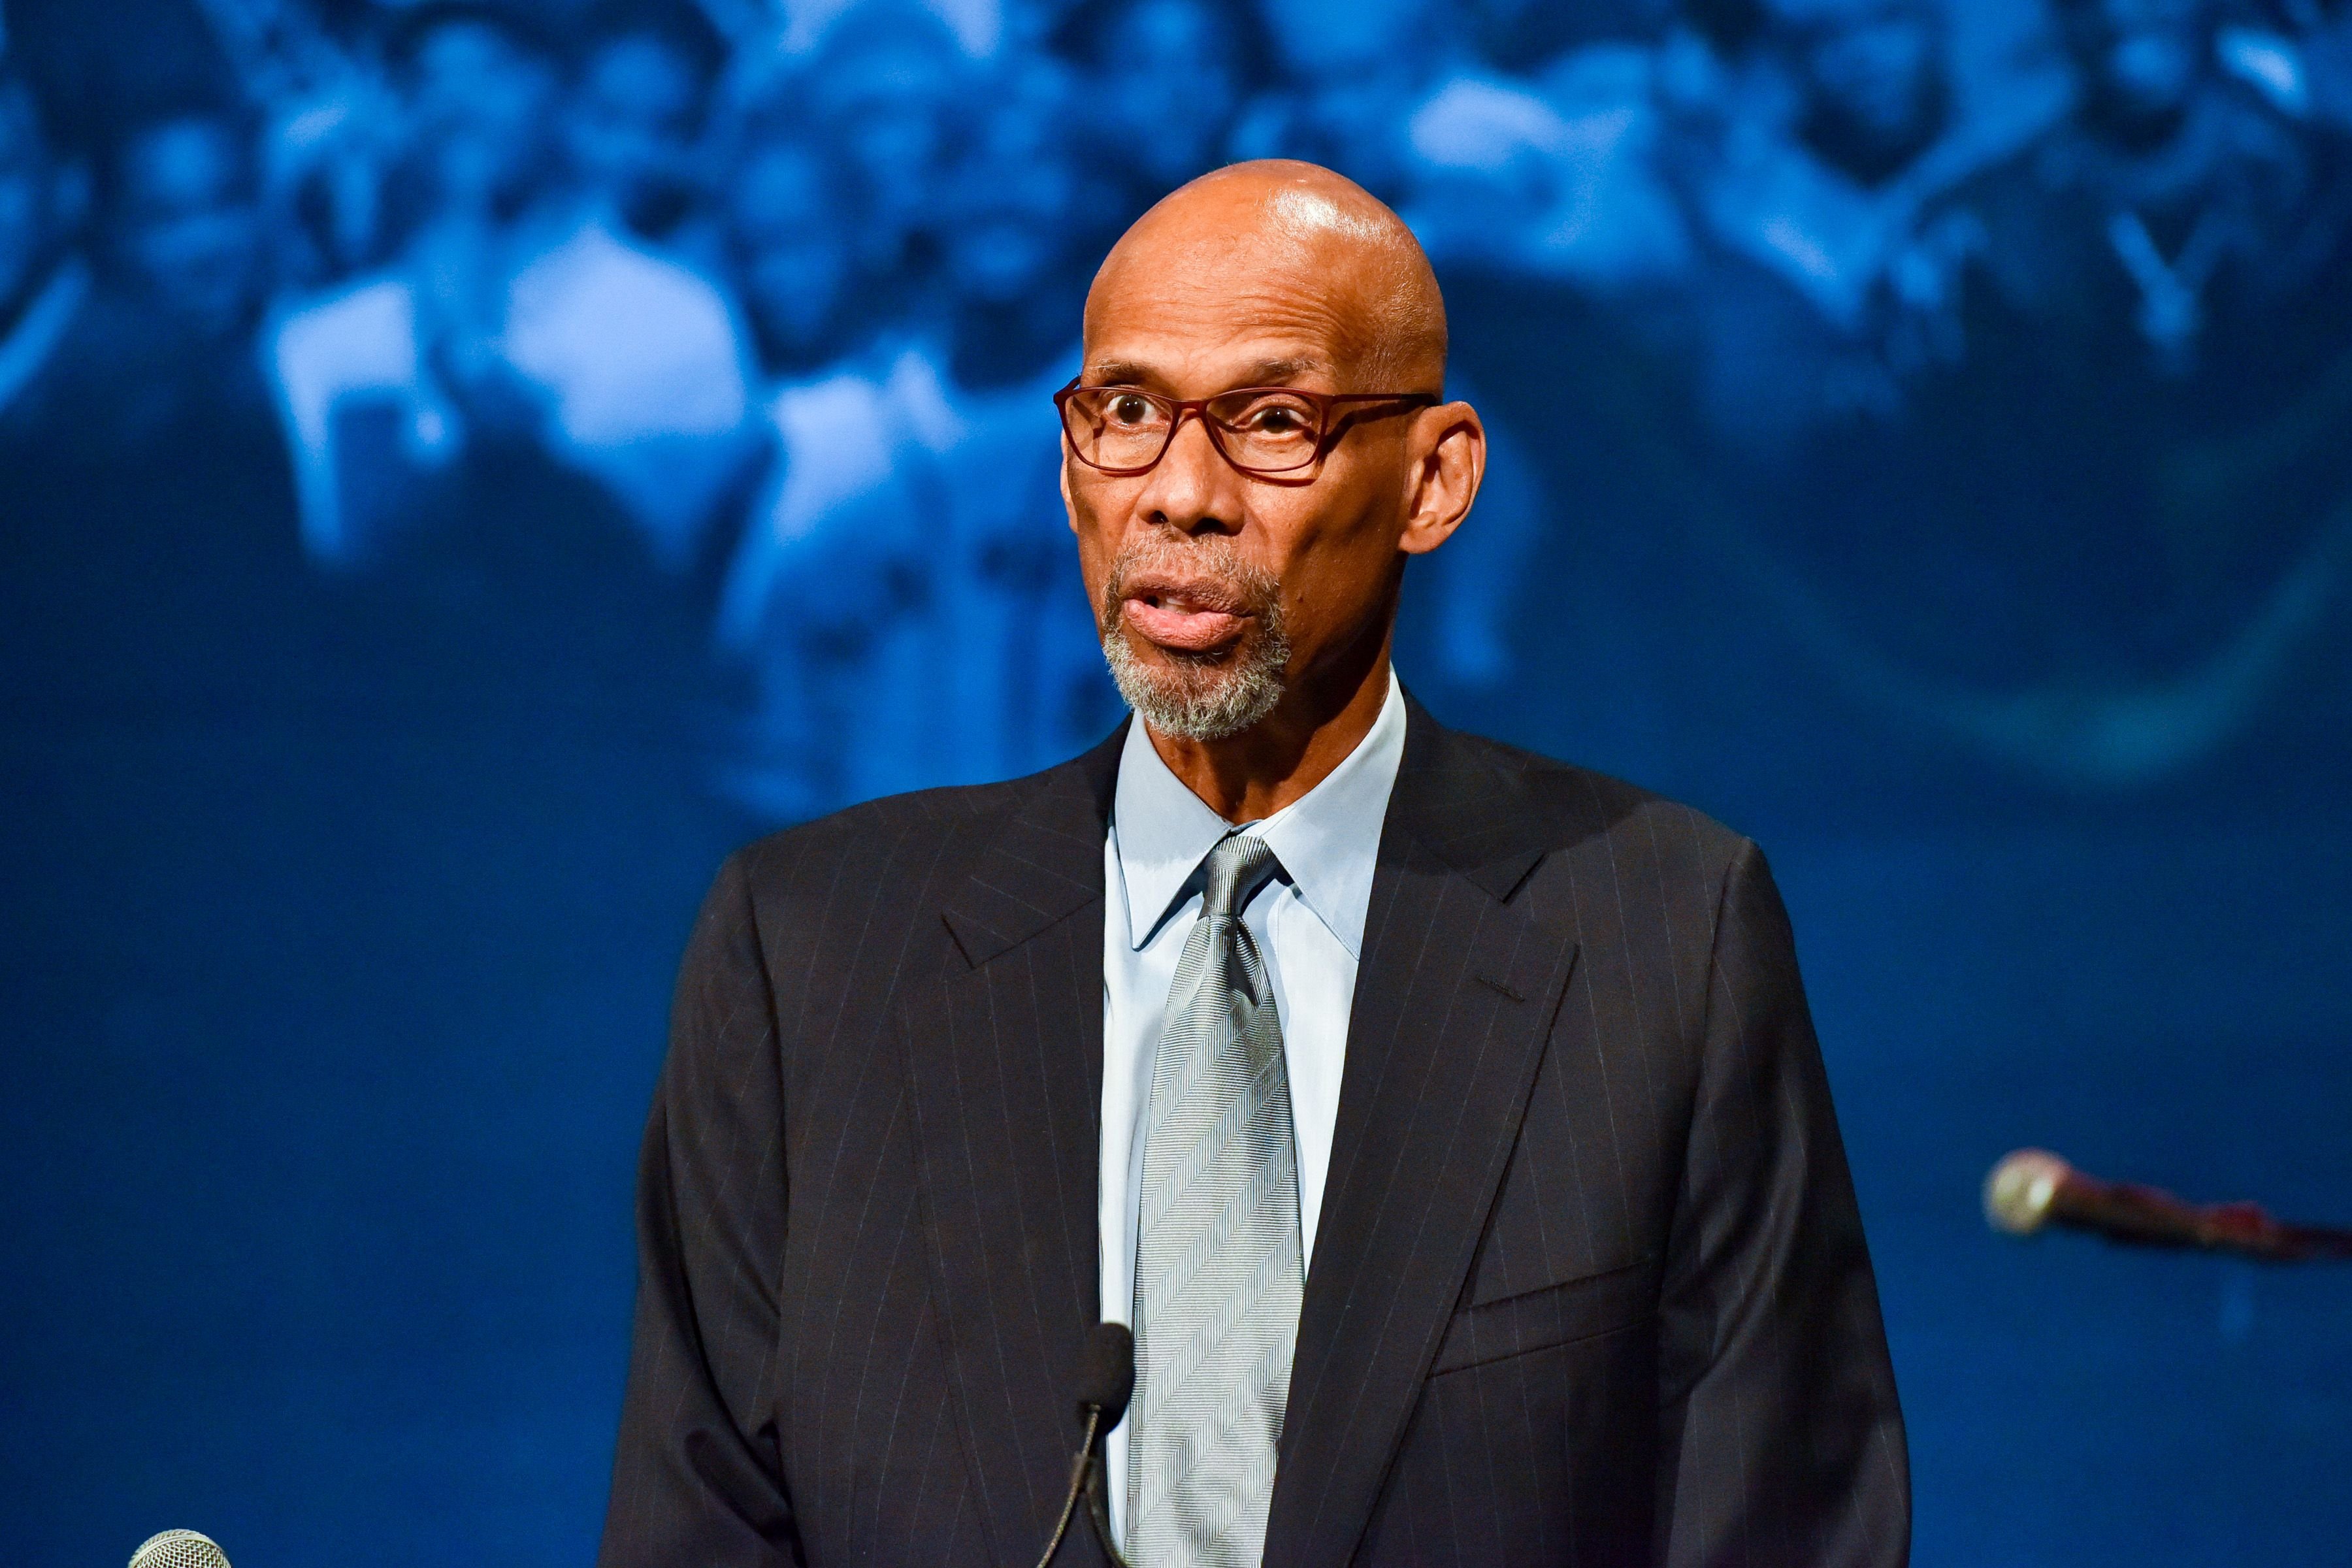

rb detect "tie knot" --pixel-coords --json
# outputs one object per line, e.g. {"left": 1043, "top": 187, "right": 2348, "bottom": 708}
{"left": 1201, "top": 832, "right": 1282, "bottom": 920}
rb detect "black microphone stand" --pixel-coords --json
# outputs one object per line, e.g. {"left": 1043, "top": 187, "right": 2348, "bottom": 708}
{"left": 1039, "top": 1322, "right": 1134, "bottom": 1568}
{"left": 1037, "top": 1403, "right": 1130, "bottom": 1568}
{"left": 1082, "top": 1422, "right": 1127, "bottom": 1568}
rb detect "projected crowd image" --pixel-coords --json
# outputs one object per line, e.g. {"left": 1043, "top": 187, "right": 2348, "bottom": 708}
{"left": 7, "top": 0, "right": 2351, "bottom": 819}
{"left": 10, "top": 4, "right": 2352, "bottom": 1565}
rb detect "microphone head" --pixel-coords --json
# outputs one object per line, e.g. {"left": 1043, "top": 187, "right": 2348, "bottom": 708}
{"left": 1985, "top": 1148, "right": 2073, "bottom": 1236}
{"left": 1076, "top": 1320, "right": 1136, "bottom": 1428}
{"left": 129, "top": 1531, "right": 231, "bottom": 1568}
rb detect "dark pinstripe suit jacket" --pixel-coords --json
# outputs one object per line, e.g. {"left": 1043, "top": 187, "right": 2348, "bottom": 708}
{"left": 600, "top": 696, "right": 1909, "bottom": 1567}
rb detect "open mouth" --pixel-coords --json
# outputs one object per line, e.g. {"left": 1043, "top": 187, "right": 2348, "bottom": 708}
{"left": 1121, "top": 585, "right": 1250, "bottom": 653}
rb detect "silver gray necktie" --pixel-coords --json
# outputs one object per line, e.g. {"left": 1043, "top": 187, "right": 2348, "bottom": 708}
{"left": 1127, "top": 832, "right": 1303, "bottom": 1568}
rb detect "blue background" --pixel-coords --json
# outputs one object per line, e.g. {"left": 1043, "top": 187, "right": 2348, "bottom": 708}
{"left": 3, "top": 0, "right": 2350, "bottom": 1562}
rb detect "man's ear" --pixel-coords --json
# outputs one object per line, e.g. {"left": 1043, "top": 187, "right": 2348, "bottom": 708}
{"left": 1061, "top": 449, "right": 1077, "bottom": 534}
{"left": 1397, "top": 400, "right": 1484, "bottom": 557}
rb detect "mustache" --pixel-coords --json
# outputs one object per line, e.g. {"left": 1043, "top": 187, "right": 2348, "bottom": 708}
{"left": 1100, "top": 536, "right": 1283, "bottom": 636}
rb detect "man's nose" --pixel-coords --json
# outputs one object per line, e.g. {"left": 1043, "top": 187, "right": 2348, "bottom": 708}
{"left": 1134, "top": 411, "right": 1240, "bottom": 536}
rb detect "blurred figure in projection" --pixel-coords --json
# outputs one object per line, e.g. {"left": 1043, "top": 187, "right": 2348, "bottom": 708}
{"left": 915, "top": 54, "right": 1121, "bottom": 791}
{"left": 1400, "top": 40, "right": 1695, "bottom": 293}
{"left": 1953, "top": 0, "right": 2314, "bottom": 376}
{"left": 505, "top": 4, "right": 756, "bottom": 566}
{"left": 1053, "top": 0, "right": 1266, "bottom": 227}
{"left": 1784, "top": 0, "right": 1950, "bottom": 183}
{"left": 210, "top": 0, "right": 402, "bottom": 287}
{"left": 0, "top": 61, "right": 91, "bottom": 449}
{"left": 713, "top": 119, "right": 958, "bottom": 819}
{"left": 6, "top": 91, "right": 308, "bottom": 723}
{"left": 1740, "top": 0, "right": 2352, "bottom": 779}
{"left": 713, "top": 50, "right": 1120, "bottom": 817}
{"left": 558, "top": 4, "right": 728, "bottom": 248}
{"left": 0, "top": 60, "right": 101, "bottom": 717}
{"left": 86, "top": 109, "right": 276, "bottom": 436}
{"left": 1382, "top": 0, "right": 1697, "bottom": 314}
{"left": 2203, "top": 3, "right": 2352, "bottom": 129}
{"left": 728, "top": 135, "right": 866, "bottom": 383}
{"left": 265, "top": 3, "right": 564, "bottom": 568}
{"left": 265, "top": 3, "right": 752, "bottom": 572}
{"left": 1230, "top": 0, "right": 1442, "bottom": 202}
{"left": 802, "top": 2, "right": 968, "bottom": 323}
{"left": 1654, "top": 0, "right": 2034, "bottom": 448}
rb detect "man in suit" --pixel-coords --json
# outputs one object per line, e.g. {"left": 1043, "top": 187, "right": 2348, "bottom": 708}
{"left": 600, "top": 159, "right": 1908, "bottom": 1567}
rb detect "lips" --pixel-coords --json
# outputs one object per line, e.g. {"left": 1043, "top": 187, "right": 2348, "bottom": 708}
{"left": 1119, "top": 578, "right": 1252, "bottom": 653}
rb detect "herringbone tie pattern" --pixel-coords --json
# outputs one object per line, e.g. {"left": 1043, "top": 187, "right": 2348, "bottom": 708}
{"left": 1127, "top": 832, "right": 1301, "bottom": 1568}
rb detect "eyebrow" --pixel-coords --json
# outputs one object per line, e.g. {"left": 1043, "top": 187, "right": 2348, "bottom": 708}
{"left": 1083, "top": 360, "right": 1162, "bottom": 387}
{"left": 1241, "top": 357, "right": 1330, "bottom": 384}
{"left": 1081, "top": 355, "right": 1336, "bottom": 390}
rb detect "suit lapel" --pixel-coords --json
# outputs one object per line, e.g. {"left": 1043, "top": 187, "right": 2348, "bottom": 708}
{"left": 1263, "top": 700, "right": 1580, "bottom": 1568}
{"left": 906, "top": 734, "right": 1122, "bottom": 1568}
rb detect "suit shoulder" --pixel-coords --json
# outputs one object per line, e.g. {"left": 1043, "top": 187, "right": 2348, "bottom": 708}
{"left": 1455, "top": 731, "right": 1750, "bottom": 872}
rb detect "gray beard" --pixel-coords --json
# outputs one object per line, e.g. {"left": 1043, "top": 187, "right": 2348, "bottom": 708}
{"left": 1096, "top": 534, "right": 1293, "bottom": 741}
{"left": 1100, "top": 621, "right": 1292, "bottom": 741}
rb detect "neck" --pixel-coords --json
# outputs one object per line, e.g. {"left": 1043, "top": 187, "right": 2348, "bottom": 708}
{"left": 1145, "top": 617, "right": 1394, "bottom": 823}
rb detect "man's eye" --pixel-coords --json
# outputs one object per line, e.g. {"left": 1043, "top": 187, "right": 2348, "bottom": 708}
{"left": 1109, "top": 395, "right": 1157, "bottom": 426}
{"left": 1239, "top": 400, "right": 1312, "bottom": 434}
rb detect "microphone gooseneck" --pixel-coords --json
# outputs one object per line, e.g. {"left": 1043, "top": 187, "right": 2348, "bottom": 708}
{"left": 1985, "top": 1148, "right": 2352, "bottom": 1262}
{"left": 1038, "top": 1322, "right": 1136, "bottom": 1568}
{"left": 129, "top": 1531, "right": 231, "bottom": 1568}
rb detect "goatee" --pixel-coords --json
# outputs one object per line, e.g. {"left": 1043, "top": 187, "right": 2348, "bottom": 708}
{"left": 1098, "top": 537, "right": 1292, "bottom": 742}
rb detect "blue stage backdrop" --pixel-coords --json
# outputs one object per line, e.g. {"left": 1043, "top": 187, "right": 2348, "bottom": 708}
{"left": 3, "top": 0, "right": 2349, "bottom": 1561}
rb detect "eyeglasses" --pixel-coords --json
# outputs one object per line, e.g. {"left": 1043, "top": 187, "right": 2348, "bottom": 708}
{"left": 1053, "top": 379, "right": 1439, "bottom": 480}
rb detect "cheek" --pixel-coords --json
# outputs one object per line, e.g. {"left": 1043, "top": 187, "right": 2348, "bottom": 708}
{"left": 1063, "top": 468, "right": 1104, "bottom": 540}
{"left": 1267, "top": 486, "right": 1407, "bottom": 638}
{"left": 1064, "top": 476, "right": 1120, "bottom": 584}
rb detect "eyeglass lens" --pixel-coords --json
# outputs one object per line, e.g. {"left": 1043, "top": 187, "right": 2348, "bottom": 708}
{"left": 1062, "top": 387, "right": 1326, "bottom": 473}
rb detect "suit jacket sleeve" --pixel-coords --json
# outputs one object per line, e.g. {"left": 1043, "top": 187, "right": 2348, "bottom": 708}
{"left": 1654, "top": 839, "right": 1910, "bottom": 1567}
{"left": 600, "top": 853, "right": 800, "bottom": 1567}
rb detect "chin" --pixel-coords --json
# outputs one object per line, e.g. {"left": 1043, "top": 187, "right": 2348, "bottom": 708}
{"left": 1102, "top": 624, "right": 1290, "bottom": 743}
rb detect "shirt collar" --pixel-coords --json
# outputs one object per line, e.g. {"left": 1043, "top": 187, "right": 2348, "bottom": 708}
{"left": 1110, "top": 669, "right": 1406, "bottom": 959}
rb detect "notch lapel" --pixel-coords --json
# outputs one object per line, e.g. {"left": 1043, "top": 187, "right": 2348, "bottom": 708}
{"left": 1263, "top": 702, "right": 1579, "bottom": 1568}
{"left": 904, "top": 735, "right": 1122, "bottom": 1568}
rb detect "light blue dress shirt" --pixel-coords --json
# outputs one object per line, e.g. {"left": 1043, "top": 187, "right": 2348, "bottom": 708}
{"left": 1098, "top": 670, "right": 1407, "bottom": 1544}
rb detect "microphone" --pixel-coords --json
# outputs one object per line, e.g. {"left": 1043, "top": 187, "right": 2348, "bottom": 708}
{"left": 1037, "top": 1321, "right": 1135, "bottom": 1568}
{"left": 1985, "top": 1148, "right": 2352, "bottom": 1262}
{"left": 1075, "top": 1320, "right": 1136, "bottom": 1426}
{"left": 129, "top": 1531, "right": 231, "bottom": 1568}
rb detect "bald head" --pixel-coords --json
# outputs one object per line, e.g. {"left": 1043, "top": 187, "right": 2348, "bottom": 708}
{"left": 1086, "top": 160, "right": 1447, "bottom": 391}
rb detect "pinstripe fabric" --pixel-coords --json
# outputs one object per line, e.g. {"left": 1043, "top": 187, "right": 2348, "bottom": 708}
{"left": 599, "top": 696, "right": 1909, "bottom": 1568}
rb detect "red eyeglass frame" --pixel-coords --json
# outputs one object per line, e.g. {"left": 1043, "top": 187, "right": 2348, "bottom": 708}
{"left": 1053, "top": 378, "right": 1441, "bottom": 481}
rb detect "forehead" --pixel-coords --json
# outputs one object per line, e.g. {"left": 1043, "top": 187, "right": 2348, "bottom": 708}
{"left": 1083, "top": 228, "right": 1377, "bottom": 389}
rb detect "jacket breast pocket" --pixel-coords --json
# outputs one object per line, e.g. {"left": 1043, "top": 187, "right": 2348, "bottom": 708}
{"left": 1428, "top": 1256, "right": 1659, "bottom": 1377}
